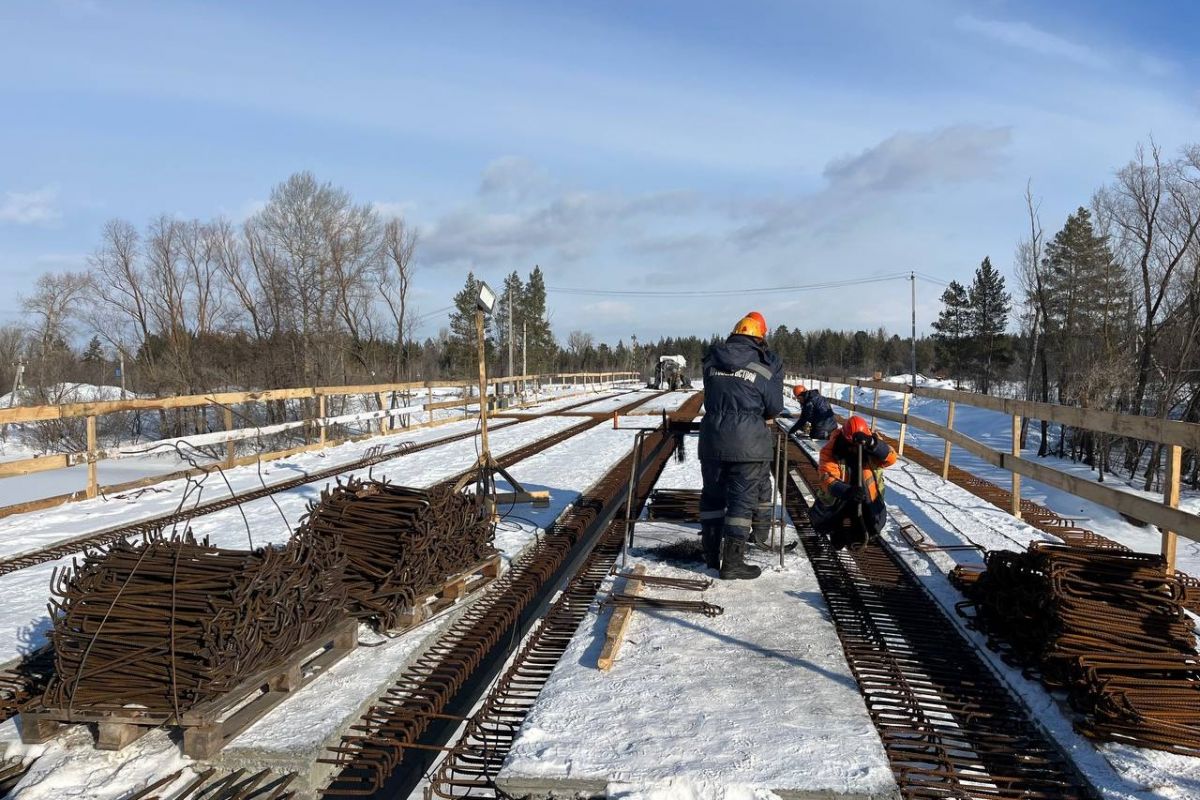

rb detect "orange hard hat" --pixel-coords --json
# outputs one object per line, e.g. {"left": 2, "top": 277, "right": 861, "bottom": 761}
{"left": 792, "top": 385, "right": 807, "bottom": 398}
{"left": 842, "top": 415, "right": 872, "bottom": 443}
{"left": 732, "top": 311, "right": 767, "bottom": 339}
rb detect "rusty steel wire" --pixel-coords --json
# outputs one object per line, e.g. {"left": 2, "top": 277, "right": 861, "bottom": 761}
{"left": 613, "top": 571, "right": 711, "bottom": 591}
{"left": 43, "top": 531, "right": 348, "bottom": 717}
{"left": 294, "top": 479, "right": 494, "bottom": 630}
{"left": 785, "top": 440, "right": 1094, "bottom": 799}
{"left": 646, "top": 488, "right": 701, "bottom": 521}
{"left": 952, "top": 542, "right": 1200, "bottom": 756}
{"left": 602, "top": 593, "right": 724, "bottom": 617}
{"left": 0, "top": 646, "right": 54, "bottom": 723}
{"left": 321, "top": 392, "right": 702, "bottom": 797}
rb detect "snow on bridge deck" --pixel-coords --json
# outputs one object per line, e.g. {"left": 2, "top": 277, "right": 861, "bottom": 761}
{"left": 496, "top": 438, "right": 897, "bottom": 800}
{"left": 626, "top": 389, "right": 697, "bottom": 414}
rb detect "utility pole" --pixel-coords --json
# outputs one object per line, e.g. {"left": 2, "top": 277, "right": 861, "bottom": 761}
{"left": 118, "top": 352, "right": 127, "bottom": 398}
{"left": 910, "top": 271, "right": 917, "bottom": 387}
{"left": 507, "top": 289, "right": 514, "bottom": 398}
{"left": 522, "top": 320, "right": 527, "bottom": 396}
{"left": 8, "top": 358, "right": 24, "bottom": 407}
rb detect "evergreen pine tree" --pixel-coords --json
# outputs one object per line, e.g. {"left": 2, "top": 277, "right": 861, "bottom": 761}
{"left": 520, "top": 265, "right": 555, "bottom": 373}
{"left": 931, "top": 281, "right": 971, "bottom": 385}
{"left": 1040, "top": 207, "right": 1128, "bottom": 404}
{"left": 492, "top": 271, "right": 524, "bottom": 376}
{"left": 967, "top": 257, "right": 1011, "bottom": 394}
{"left": 447, "top": 272, "right": 490, "bottom": 377}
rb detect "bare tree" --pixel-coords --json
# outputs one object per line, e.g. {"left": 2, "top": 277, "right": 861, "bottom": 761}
{"left": 1015, "top": 180, "right": 1046, "bottom": 450}
{"left": 21, "top": 270, "right": 91, "bottom": 398}
{"left": 378, "top": 217, "right": 418, "bottom": 381}
{"left": 567, "top": 330, "right": 594, "bottom": 360}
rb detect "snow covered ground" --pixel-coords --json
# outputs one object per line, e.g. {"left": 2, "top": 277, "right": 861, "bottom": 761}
{"left": 806, "top": 377, "right": 1200, "bottom": 574}
{"left": 627, "top": 390, "right": 695, "bottom": 414}
{"left": 497, "top": 437, "right": 896, "bottom": 800}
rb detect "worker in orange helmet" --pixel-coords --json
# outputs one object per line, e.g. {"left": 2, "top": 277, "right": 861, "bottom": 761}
{"left": 698, "top": 310, "right": 784, "bottom": 579}
{"left": 787, "top": 384, "right": 837, "bottom": 440}
{"left": 810, "top": 415, "right": 897, "bottom": 549}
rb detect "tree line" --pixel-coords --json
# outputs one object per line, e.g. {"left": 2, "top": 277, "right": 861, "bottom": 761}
{"left": 927, "top": 139, "right": 1200, "bottom": 491}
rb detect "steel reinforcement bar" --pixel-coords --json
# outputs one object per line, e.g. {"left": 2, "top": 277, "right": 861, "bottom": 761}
{"left": 0, "top": 391, "right": 631, "bottom": 578}
{"left": 784, "top": 439, "right": 1096, "bottom": 799}
{"left": 319, "top": 393, "right": 702, "bottom": 797}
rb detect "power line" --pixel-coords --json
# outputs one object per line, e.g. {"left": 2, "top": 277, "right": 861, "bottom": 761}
{"left": 547, "top": 273, "right": 913, "bottom": 298}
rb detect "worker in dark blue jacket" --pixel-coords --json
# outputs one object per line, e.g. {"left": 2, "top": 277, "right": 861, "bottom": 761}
{"left": 788, "top": 385, "right": 837, "bottom": 440}
{"left": 699, "top": 311, "right": 784, "bottom": 580}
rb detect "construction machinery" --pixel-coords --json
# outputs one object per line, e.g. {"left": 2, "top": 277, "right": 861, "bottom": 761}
{"left": 649, "top": 355, "right": 688, "bottom": 391}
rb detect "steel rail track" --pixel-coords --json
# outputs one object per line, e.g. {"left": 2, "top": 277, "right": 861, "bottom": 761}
{"left": 319, "top": 393, "right": 703, "bottom": 798}
{"left": 785, "top": 439, "right": 1096, "bottom": 799}
{"left": 0, "top": 391, "right": 627, "bottom": 578}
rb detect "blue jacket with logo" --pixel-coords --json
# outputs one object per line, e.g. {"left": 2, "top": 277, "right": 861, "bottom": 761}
{"left": 790, "top": 389, "right": 837, "bottom": 438}
{"left": 699, "top": 334, "right": 784, "bottom": 462}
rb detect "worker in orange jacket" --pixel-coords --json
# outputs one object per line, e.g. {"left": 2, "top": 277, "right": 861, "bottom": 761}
{"left": 810, "top": 415, "right": 897, "bottom": 549}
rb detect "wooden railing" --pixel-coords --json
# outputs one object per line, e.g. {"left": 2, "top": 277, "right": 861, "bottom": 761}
{"left": 796, "top": 374, "right": 1200, "bottom": 567}
{"left": 0, "top": 371, "right": 640, "bottom": 518}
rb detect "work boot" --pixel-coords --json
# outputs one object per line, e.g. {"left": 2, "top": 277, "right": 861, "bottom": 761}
{"left": 719, "top": 537, "right": 761, "bottom": 581}
{"left": 701, "top": 523, "right": 721, "bottom": 570}
{"left": 750, "top": 523, "right": 771, "bottom": 549}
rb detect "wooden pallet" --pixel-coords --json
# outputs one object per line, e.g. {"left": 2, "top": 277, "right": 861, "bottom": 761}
{"left": 389, "top": 553, "right": 503, "bottom": 630}
{"left": 19, "top": 618, "right": 358, "bottom": 758}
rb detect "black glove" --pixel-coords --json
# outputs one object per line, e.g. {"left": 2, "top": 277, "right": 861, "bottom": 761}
{"left": 845, "top": 485, "right": 868, "bottom": 504}
{"left": 852, "top": 431, "right": 876, "bottom": 448}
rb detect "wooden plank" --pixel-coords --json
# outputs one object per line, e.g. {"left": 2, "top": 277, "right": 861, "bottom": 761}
{"left": 1164, "top": 444, "right": 1182, "bottom": 570}
{"left": 85, "top": 415, "right": 97, "bottom": 499}
{"left": 941, "top": 402, "right": 955, "bottom": 480}
{"left": 898, "top": 392, "right": 911, "bottom": 458}
{"left": 317, "top": 395, "right": 326, "bottom": 447}
{"left": 1011, "top": 414, "right": 1022, "bottom": 520}
{"left": 223, "top": 406, "right": 235, "bottom": 467}
{"left": 0, "top": 453, "right": 72, "bottom": 479}
{"left": 598, "top": 565, "right": 646, "bottom": 672}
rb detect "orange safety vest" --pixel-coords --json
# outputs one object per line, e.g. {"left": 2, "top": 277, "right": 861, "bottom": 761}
{"left": 816, "top": 430, "right": 897, "bottom": 506}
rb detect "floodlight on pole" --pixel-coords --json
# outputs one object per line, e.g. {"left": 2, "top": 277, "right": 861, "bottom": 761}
{"left": 454, "top": 276, "right": 547, "bottom": 516}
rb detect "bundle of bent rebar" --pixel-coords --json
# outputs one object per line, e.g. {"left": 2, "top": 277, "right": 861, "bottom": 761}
{"left": 954, "top": 542, "right": 1200, "bottom": 755}
{"left": 44, "top": 532, "right": 348, "bottom": 716}
{"left": 294, "top": 478, "right": 495, "bottom": 630}
{"left": 646, "top": 488, "right": 701, "bottom": 521}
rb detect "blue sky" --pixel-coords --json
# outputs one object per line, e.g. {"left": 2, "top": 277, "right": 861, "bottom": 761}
{"left": 1, "top": 0, "right": 1198, "bottom": 343}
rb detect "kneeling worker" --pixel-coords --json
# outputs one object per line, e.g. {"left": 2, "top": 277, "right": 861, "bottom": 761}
{"left": 788, "top": 385, "right": 837, "bottom": 440}
{"left": 810, "top": 416, "right": 897, "bottom": 549}
{"left": 699, "top": 311, "right": 784, "bottom": 580}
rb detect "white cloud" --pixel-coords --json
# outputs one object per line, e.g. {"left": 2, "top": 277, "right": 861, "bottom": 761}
{"left": 823, "top": 125, "right": 1012, "bottom": 195}
{"left": 0, "top": 186, "right": 60, "bottom": 225}
{"left": 955, "top": 15, "right": 1109, "bottom": 70}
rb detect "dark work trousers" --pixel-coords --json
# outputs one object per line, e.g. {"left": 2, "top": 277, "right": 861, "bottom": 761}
{"left": 699, "top": 459, "right": 771, "bottom": 542}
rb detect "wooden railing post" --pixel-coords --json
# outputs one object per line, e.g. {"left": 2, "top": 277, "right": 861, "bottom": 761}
{"left": 1163, "top": 444, "right": 1182, "bottom": 571}
{"left": 223, "top": 405, "right": 235, "bottom": 468}
{"left": 377, "top": 392, "right": 388, "bottom": 436}
{"left": 426, "top": 385, "right": 434, "bottom": 427}
{"left": 1011, "top": 414, "right": 1022, "bottom": 519}
{"left": 941, "top": 401, "right": 955, "bottom": 480}
{"left": 86, "top": 415, "right": 98, "bottom": 499}
{"left": 317, "top": 395, "right": 327, "bottom": 447}
{"left": 870, "top": 387, "right": 879, "bottom": 429}
{"left": 898, "top": 391, "right": 911, "bottom": 458}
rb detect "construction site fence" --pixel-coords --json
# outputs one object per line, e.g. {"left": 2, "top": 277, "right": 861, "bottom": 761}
{"left": 0, "top": 371, "right": 641, "bottom": 518}
{"left": 797, "top": 373, "right": 1199, "bottom": 568}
